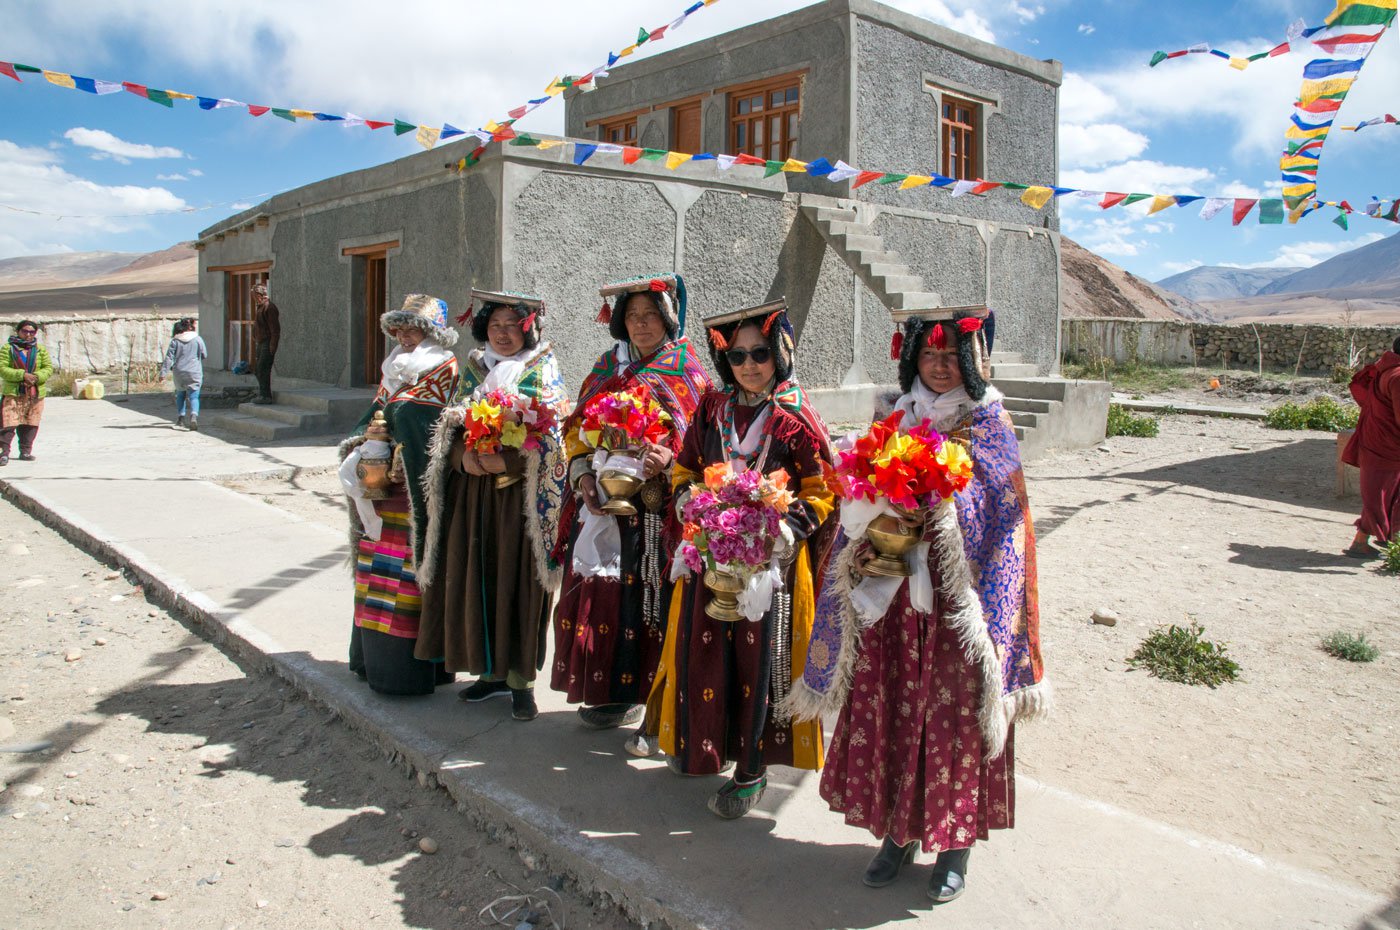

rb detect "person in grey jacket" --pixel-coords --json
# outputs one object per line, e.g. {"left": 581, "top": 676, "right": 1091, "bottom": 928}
{"left": 160, "top": 318, "right": 208, "bottom": 430}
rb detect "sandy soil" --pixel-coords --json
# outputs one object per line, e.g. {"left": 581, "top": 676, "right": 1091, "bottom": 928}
{"left": 0, "top": 496, "right": 635, "bottom": 930}
{"left": 221, "top": 415, "right": 1400, "bottom": 895}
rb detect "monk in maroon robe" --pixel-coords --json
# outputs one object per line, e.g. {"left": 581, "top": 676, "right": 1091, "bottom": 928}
{"left": 1342, "top": 336, "right": 1400, "bottom": 557}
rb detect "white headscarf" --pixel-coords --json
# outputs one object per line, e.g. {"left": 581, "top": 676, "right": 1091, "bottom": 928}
{"left": 894, "top": 377, "right": 972, "bottom": 434}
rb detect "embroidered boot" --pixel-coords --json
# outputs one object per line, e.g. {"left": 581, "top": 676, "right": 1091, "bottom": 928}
{"left": 862, "top": 836, "right": 917, "bottom": 888}
{"left": 707, "top": 771, "right": 766, "bottom": 819}
{"left": 927, "top": 847, "right": 971, "bottom": 904}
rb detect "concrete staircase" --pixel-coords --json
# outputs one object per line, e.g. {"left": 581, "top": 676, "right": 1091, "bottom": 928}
{"left": 800, "top": 202, "right": 942, "bottom": 313}
{"left": 202, "top": 385, "right": 374, "bottom": 441}
{"left": 991, "top": 353, "right": 1111, "bottom": 459}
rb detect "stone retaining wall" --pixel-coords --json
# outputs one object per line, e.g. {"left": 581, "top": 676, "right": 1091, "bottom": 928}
{"left": 1062, "top": 318, "right": 1397, "bottom": 373}
{"left": 0, "top": 312, "right": 185, "bottom": 373}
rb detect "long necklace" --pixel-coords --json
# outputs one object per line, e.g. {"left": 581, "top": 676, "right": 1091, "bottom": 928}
{"left": 721, "top": 388, "right": 775, "bottom": 467}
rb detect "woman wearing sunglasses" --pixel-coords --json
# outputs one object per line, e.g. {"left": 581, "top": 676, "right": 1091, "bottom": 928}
{"left": 792, "top": 306, "right": 1048, "bottom": 904}
{"left": 644, "top": 298, "right": 836, "bottom": 819}
{"left": 1, "top": 320, "right": 52, "bottom": 466}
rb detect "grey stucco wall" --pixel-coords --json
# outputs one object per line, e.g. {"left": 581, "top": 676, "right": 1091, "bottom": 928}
{"left": 566, "top": 10, "right": 853, "bottom": 187}
{"left": 505, "top": 171, "right": 678, "bottom": 391}
{"left": 872, "top": 212, "right": 987, "bottom": 307}
{"left": 852, "top": 18, "right": 1058, "bottom": 229}
{"left": 988, "top": 229, "right": 1059, "bottom": 373}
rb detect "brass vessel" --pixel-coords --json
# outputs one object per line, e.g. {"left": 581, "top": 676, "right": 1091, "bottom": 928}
{"left": 356, "top": 411, "right": 397, "bottom": 500}
{"left": 703, "top": 569, "right": 746, "bottom": 622}
{"left": 598, "top": 472, "right": 644, "bottom": 516}
{"left": 863, "top": 512, "right": 923, "bottom": 577}
{"left": 495, "top": 473, "right": 523, "bottom": 490}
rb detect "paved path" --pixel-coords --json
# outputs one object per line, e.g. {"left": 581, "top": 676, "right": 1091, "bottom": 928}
{"left": 2, "top": 397, "right": 1392, "bottom": 930}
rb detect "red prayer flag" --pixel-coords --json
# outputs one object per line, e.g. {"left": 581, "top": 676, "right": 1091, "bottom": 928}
{"left": 622, "top": 146, "right": 643, "bottom": 165}
{"left": 1231, "top": 199, "right": 1258, "bottom": 226}
{"left": 122, "top": 81, "right": 148, "bottom": 96}
{"left": 649, "top": 26, "right": 668, "bottom": 41}
{"left": 508, "top": 105, "right": 528, "bottom": 120}
{"left": 851, "top": 171, "right": 885, "bottom": 188}
{"left": 492, "top": 125, "right": 516, "bottom": 142}
{"left": 733, "top": 153, "right": 767, "bottom": 167}
{"left": 970, "top": 180, "right": 1001, "bottom": 195}
{"left": 247, "top": 104, "right": 270, "bottom": 117}
{"left": 0, "top": 62, "right": 19, "bottom": 82}
{"left": 1099, "top": 192, "right": 1129, "bottom": 209}
{"left": 1268, "top": 42, "right": 1291, "bottom": 57}
{"left": 364, "top": 120, "right": 393, "bottom": 130}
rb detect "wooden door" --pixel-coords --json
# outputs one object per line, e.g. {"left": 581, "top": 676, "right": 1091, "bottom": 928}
{"left": 673, "top": 102, "right": 702, "bottom": 154}
{"left": 223, "top": 267, "right": 269, "bottom": 369}
{"left": 361, "top": 254, "right": 388, "bottom": 385}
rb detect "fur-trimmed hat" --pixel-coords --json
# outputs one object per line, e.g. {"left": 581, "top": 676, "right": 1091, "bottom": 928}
{"left": 597, "top": 274, "right": 686, "bottom": 342}
{"left": 703, "top": 298, "right": 796, "bottom": 387}
{"left": 380, "top": 294, "right": 459, "bottom": 348}
{"left": 461, "top": 288, "right": 544, "bottom": 350}
{"left": 891, "top": 305, "right": 994, "bottom": 400}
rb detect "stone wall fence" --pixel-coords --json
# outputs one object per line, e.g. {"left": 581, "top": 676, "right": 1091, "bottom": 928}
{"left": 0, "top": 312, "right": 186, "bottom": 374}
{"left": 1061, "top": 318, "right": 1398, "bottom": 374}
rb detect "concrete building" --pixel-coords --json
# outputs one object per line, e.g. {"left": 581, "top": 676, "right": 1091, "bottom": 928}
{"left": 196, "top": 0, "right": 1105, "bottom": 452}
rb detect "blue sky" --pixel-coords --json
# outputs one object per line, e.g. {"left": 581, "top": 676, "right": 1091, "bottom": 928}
{"left": 1, "top": 0, "right": 1395, "bottom": 280}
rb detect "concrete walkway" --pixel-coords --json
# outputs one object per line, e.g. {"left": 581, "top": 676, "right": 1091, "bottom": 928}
{"left": 2, "top": 397, "right": 1392, "bottom": 930}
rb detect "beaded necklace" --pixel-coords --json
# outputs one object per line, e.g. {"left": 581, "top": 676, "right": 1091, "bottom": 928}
{"left": 721, "top": 384, "right": 776, "bottom": 469}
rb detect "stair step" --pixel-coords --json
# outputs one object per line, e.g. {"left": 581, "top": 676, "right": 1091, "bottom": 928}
{"left": 1013, "top": 425, "right": 1029, "bottom": 441}
{"left": 201, "top": 410, "right": 305, "bottom": 442}
{"left": 236, "top": 402, "right": 332, "bottom": 432}
{"left": 852, "top": 249, "right": 902, "bottom": 267}
{"left": 990, "top": 351, "right": 1024, "bottom": 364}
{"left": 889, "top": 291, "right": 943, "bottom": 311}
{"left": 833, "top": 233, "right": 884, "bottom": 252}
{"left": 824, "top": 220, "right": 874, "bottom": 237}
{"left": 273, "top": 388, "right": 375, "bottom": 427}
{"left": 867, "top": 262, "right": 913, "bottom": 280}
{"left": 990, "top": 363, "right": 1039, "bottom": 378}
{"left": 1001, "top": 397, "right": 1058, "bottom": 414}
{"left": 813, "top": 207, "right": 858, "bottom": 223}
{"left": 992, "top": 377, "right": 1071, "bottom": 402}
{"left": 1008, "top": 411, "right": 1043, "bottom": 429}
{"left": 871, "top": 275, "right": 923, "bottom": 296}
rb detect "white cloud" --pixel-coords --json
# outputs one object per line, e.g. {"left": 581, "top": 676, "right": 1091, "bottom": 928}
{"left": 1061, "top": 159, "right": 1216, "bottom": 194}
{"left": 1060, "top": 72, "right": 1118, "bottom": 125}
{"left": 897, "top": 1, "right": 997, "bottom": 41}
{"left": 156, "top": 173, "right": 188, "bottom": 181}
{"left": 1077, "top": 23, "right": 1095, "bottom": 35}
{"left": 229, "top": 202, "right": 253, "bottom": 211}
{"left": 1062, "top": 215, "right": 1151, "bottom": 257}
{"left": 1160, "top": 259, "right": 1204, "bottom": 275}
{"left": 1010, "top": 3, "right": 1044, "bottom": 25}
{"left": 1224, "top": 233, "right": 1387, "bottom": 269}
{"left": 1060, "top": 123, "right": 1149, "bottom": 169}
{"left": 188, "top": 168, "right": 204, "bottom": 177}
{"left": 0, "top": 139, "right": 187, "bottom": 259}
{"left": 64, "top": 128, "right": 186, "bottom": 163}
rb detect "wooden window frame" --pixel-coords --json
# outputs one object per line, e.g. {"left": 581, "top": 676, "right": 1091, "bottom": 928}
{"left": 221, "top": 266, "right": 270, "bottom": 370}
{"left": 940, "top": 94, "right": 979, "bottom": 181}
{"left": 587, "top": 106, "right": 647, "bottom": 145}
{"left": 341, "top": 240, "right": 400, "bottom": 257}
{"left": 724, "top": 71, "right": 804, "bottom": 162}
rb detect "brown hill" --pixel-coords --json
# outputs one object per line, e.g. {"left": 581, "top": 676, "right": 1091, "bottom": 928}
{"left": 0, "top": 244, "right": 197, "bottom": 319}
{"left": 1060, "top": 236, "right": 1211, "bottom": 322}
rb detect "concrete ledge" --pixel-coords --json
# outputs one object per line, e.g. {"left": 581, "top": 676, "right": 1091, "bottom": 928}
{"left": 1115, "top": 399, "right": 1267, "bottom": 420}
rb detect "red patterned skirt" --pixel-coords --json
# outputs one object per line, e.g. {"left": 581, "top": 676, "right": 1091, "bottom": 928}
{"left": 819, "top": 587, "right": 1014, "bottom": 853}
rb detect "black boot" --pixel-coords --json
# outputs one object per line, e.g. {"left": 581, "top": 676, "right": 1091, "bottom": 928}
{"left": 862, "top": 836, "right": 916, "bottom": 888}
{"left": 928, "top": 847, "right": 970, "bottom": 904}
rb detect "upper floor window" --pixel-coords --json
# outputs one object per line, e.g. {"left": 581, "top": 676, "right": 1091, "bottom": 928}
{"left": 600, "top": 116, "right": 638, "bottom": 146}
{"left": 729, "top": 76, "right": 801, "bottom": 162}
{"left": 940, "top": 95, "right": 979, "bottom": 180}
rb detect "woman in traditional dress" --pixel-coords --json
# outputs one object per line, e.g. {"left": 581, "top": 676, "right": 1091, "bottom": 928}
{"left": 646, "top": 299, "right": 836, "bottom": 819}
{"left": 790, "top": 306, "right": 1048, "bottom": 903}
{"left": 417, "top": 290, "right": 568, "bottom": 722}
{"left": 550, "top": 275, "right": 712, "bottom": 732}
{"left": 1342, "top": 335, "right": 1400, "bottom": 557}
{"left": 339, "top": 294, "right": 460, "bottom": 696}
{"left": 0, "top": 319, "right": 52, "bottom": 466}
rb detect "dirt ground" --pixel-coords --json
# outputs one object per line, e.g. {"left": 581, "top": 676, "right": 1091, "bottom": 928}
{"left": 0, "top": 496, "right": 635, "bottom": 930}
{"left": 221, "top": 413, "right": 1400, "bottom": 895}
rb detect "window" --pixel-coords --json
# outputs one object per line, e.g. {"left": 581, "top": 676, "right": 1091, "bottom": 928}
{"left": 210, "top": 262, "right": 271, "bottom": 369}
{"left": 940, "top": 95, "right": 979, "bottom": 181}
{"left": 599, "top": 116, "right": 638, "bottom": 145}
{"left": 729, "top": 76, "right": 801, "bottom": 162}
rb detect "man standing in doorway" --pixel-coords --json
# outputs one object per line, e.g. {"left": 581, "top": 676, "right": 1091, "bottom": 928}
{"left": 252, "top": 284, "right": 280, "bottom": 404}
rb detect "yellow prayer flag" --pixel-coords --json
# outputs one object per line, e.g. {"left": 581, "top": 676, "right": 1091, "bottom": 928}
{"left": 1228, "top": 57, "right": 1249, "bottom": 71}
{"left": 665, "top": 151, "right": 692, "bottom": 170}
{"left": 1282, "top": 182, "right": 1316, "bottom": 198}
{"left": 618, "top": 45, "right": 638, "bottom": 58}
{"left": 781, "top": 158, "right": 809, "bottom": 173}
{"left": 1298, "top": 77, "right": 1354, "bottom": 104}
{"left": 415, "top": 126, "right": 441, "bottom": 150}
{"left": 484, "top": 121, "right": 501, "bottom": 133}
{"left": 43, "top": 71, "right": 76, "bottom": 89}
{"left": 1019, "top": 186, "right": 1054, "bottom": 209}
{"left": 289, "top": 108, "right": 315, "bottom": 119}
{"left": 899, "top": 175, "right": 932, "bottom": 190}
{"left": 168, "top": 91, "right": 196, "bottom": 100}
{"left": 1329, "top": 0, "right": 1396, "bottom": 24}
{"left": 537, "top": 140, "right": 564, "bottom": 150}
{"left": 1147, "top": 195, "right": 1177, "bottom": 215}
{"left": 1280, "top": 155, "right": 1320, "bottom": 170}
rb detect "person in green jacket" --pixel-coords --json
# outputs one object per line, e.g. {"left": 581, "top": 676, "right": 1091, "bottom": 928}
{"left": 1, "top": 319, "right": 52, "bottom": 466}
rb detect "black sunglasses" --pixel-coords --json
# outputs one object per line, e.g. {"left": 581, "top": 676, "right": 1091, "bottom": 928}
{"left": 725, "top": 346, "right": 772, "bottom": 366}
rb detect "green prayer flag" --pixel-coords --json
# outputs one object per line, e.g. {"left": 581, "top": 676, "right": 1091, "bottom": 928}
{"left": 1122, "top": 193, "right": 1151, "bottom": 205}
{"left": 271, "top": 108, "right": 295, "bottom": 121}
{"left": 1000, "top": 182, "right": 1029, "bottom": 190}
{"left": 1327, "top": 5, "right": 1396, "bottom": 27}
{"left": 640, "top": 148, "right": 667, "bottom": 161}
{"left": 145, "top": 89, "right": 174, "bottom": 108}
{"left": 1148, "top": 51, "right": 1168, "bottom": 67}
{"left": 763, "top": 161, "right": 785, "bottom": 178}
{"left": 1258, "top": 199, "right": 1284, "bottom": 224}
{"left": 637, "top": 27, "right": 649, "bottom": 44}
{"left": 510, "top": 134, "right": 540, "bottom": 147}
{"left": 878, "top": 174, "right": 908, "bottom": 185}
{"left": 393, "top": 119, "right": 416, "bottom": 136}
{"left": 13, "top": 63, "right": 41, "bottom": 73}
{"left": 1333, "top": 211, "right": 1349, "bottom": 230}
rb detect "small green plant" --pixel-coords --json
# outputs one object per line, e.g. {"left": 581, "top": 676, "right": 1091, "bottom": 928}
{"left": 1106, "top": 404, "right": 1160, "bottom": 438}
{"left": 1321, "top": 631, "right": 1380, "bottom": 663}
{"left": 1263, "top": 395, "right": 1360, "bottom": 432}
{"left": 1383, "top": 538, "right": 1400, "bottom": 575}
{"left": 1331, "top": 363, "right": 1355, "bottom": 385}
{"left": 1158, "top": 404, "right": 1180, "bottom": 416}
{"left": 44, "top": 369, "right": 80, "bottom": 398}
{"left": 1127, "top": 621, "right": 1240, "bottom": 688}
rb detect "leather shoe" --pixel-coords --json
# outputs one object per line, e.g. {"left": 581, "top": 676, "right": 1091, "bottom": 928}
{"left": 928, "top": 847, "right": 970, "bottom": 904}
{"left": 862, "top": 836, "right": 916, "bottom": 888}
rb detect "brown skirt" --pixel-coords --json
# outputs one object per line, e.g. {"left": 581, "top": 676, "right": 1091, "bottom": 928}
{"left": 416, "top": 468, "right": 549, "bottom": 681}
{"left": 1, "top": 395, "right": 44, "bottom": 428}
